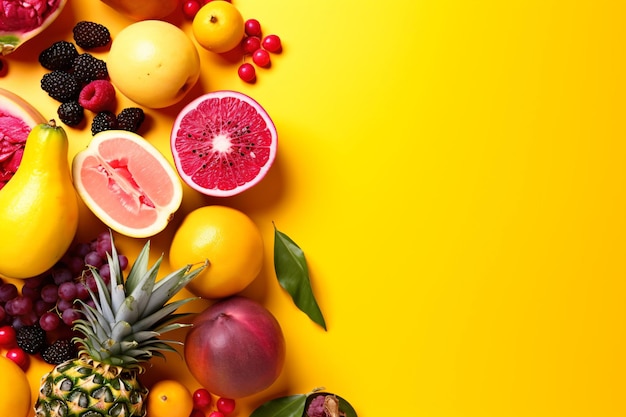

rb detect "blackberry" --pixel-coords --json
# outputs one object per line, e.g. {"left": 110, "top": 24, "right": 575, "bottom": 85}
{"left": 73, "top": 21, "right": 111, "bottom": 50}
{"left": 91, "top": 110, "right": 118, "bottom": 135}
{"left": 41, "top": 70, "right": 80, "bottom": 102}
{"left": 57, "top": 101, "right": 85, "bottom": 126}
{"left": 117, "top": 107, "right": 145, "bottom": 133}
{"left": 16, "top": 324, "right": 46, "bottom": 354}
{"left": 38, "top": 40, "right": 79, "bottom": 71}
{"left": 41, "top": 339, "right": 78, "bottom": 365}
{"left": 72, "top": 53, "right": 108, "bottom": 85}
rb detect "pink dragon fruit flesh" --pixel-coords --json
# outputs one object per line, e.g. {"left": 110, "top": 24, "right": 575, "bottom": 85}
{"left": 0, "top": 0, "right": 67, "bottom": 55}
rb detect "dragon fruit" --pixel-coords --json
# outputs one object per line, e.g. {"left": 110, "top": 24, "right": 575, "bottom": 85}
{"left": 0, "top": 88, "right": 45, "bottom": 188}
{"left": 0, "top": 0, "right": 67, "bottom": 55}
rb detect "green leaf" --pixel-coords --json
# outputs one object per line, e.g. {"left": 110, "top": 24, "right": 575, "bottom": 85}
{"left": 250, "top": 394, "right": 307, "bottom": 417}
{"left": 273, "top": 224, "right": 327, "bottom": 330}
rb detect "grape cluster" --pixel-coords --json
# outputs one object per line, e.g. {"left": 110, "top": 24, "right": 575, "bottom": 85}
{"left": 0, "top": 231, "right": 127, "bottom": 337}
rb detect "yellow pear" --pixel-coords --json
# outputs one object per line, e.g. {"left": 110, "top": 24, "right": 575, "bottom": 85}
{"left": 0, "top": 120, "right": 79, "bottom": 279}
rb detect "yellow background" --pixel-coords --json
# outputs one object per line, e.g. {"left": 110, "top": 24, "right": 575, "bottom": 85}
{"left": 1, "top": 0, "right": 626, "bottom": 416}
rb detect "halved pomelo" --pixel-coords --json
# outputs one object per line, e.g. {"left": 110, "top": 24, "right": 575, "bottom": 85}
{"left": 170, "top": 90, "right": 278, "bottom": 197}
{"left": 72, "top": 130, "right": 183, "bottom": 238}
{"left": 0, "top": 87, "right": 46, "bottom": 189}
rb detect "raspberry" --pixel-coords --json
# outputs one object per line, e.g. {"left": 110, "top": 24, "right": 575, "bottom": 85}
{"left": 38, "top": 40, "right": 79, "bottom": 71}
{"left": 73, "top": 21, "right": 111, "bottom": 50}
{"left": 91, "top": 110, "right": 118, "bottom": 135}
{"left": 57, "top": 101, "right": 85, "bottom": 126}
{"left": 72, "top": 53, "right": 108, "bottom": 85}
{"left": 41, "top": 70, "right": 80, "bottom": 102}
{"left": 15, "top": 324, "right": 46, "bottom": 354}
{"left": 79, "top": 80, "right": 116, "bottom": 112}
{"left": 116, "top": 107, "right": 145, "bottom": 133}
{"left": 41, "top": 339, "right": 77, "bottom": 365}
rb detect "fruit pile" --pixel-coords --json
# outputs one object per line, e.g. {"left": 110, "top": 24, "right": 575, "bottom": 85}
{"left": 0, "top": 2, "right": 358, "bottom": 417}
{"left": 38, "top": 21, "right": 145, "bottom": 132}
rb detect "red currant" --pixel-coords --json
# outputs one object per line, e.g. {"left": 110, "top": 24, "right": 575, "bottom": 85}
{"left": 6, "top": 347, "right": 29, "bottom": 371}
{"left": 216, "top": 397, "right": 236, "bottom": 414}
{"left": 252, "top": 49, "right": 271, "bottom": 67}
{"left": 262, "top": 34, "right": 282, "bottom": 53}
{"left": 242, "top": 36, "right": 261, "bottom": 55}
{"left": 182, "top": 0, "right": 201, "bottom": 19}
{"left": 244, "top": 19, "right": 262, "bottom": 37}
{"left": 0, "top": 325, "right": 16, "bottom": 347}
{"left": 192, "top": 388, "right": 212, "bottom": 409}
{"left": 238, "top": 63, "right": 256, "bottom": 83}
{"left": 208, "top": 412, "right": 224, "bottom": 417}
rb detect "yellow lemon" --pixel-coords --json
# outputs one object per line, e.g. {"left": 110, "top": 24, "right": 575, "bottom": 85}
{"left": 147, "top": 380, "right": 193, "bottom": 417}
{"left": 169, "top": 205, "right": 264, "bottom": 299}
{"left": 108, "top": 20, "right": 201, "bottom": 109}
{"left": 192, "top": 1, "right": 245, "bottom": 53}
{"left": 0, "top": 356, "right": 31, "bottom": 417}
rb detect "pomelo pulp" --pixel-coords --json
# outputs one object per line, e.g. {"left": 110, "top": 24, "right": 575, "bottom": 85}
{"left": 72, "top": 130, "right": 183, "bottom": 238}
{"left": 170, "top": 91, "right": 278, "bottom": 197}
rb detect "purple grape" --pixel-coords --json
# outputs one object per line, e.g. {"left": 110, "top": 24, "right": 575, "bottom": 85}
{"left": 6, "top": 296, "right": 33, "bottom": 316}
{"left": 39, "top": 311, "right": 61, "bottom": 332}
{"left": 75, "top": 283, "right": 89, "bottom": 301}
{"left": 0, "top": 283, "right": 18, "bottom": 302}
{"left": 41, "top": 284, "right": 59, "bottom": 303}
{"left": 58, "top": 282, "right": 78, "bottom": 302}
{"left": 51, "top": 267, "right": 73, "bottom": 285}
{"left": 96, "top": 238, "right": 112, "bottom": 258}
{"left": 34, "top": 299, "right": 54, "bottom": 317}
{"left": 23, "top": 274, "right": 45, "bottom": 288}
{"left": 98, "top": 264, "right": 111, "bottom": 281}
{"left": 65, "top": 256, "right": 85, "bottom": 276}
{"left": 118, "top": 254, "right": 128, "bottom": 270}
{"left": 61, "top": 308, "right": 81, "bottom": 327}
{"left": 56, "top": 298, "right": 73, "bottom": 312}
{"left": 72, "top": 242, "right": 91, "bottom": 258}
{"left": 21, "top": 285, "right": 40, "bottom": 301}
{"left": 84, "top": 251, "right": 104, "bottom": 268}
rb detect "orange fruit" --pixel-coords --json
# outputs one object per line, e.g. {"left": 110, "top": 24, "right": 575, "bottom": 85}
{"left": 0, "top": 355, "right": 31, "bottom": 417}
{"left": 192, "top": 1, "right": 245, "bottom": 53}
{"left": 147, "top": 380, "right": 193, "bottom": 417}
{"left": 72, "top": 130, "right": 183, "bottom": 238}
{"left": 169, "top": 205, "right": 264, "bottom": 299}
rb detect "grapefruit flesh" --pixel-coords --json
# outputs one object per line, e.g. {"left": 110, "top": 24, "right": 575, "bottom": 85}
{"left": 171, "top": 90, "right": 277, "bottom": 197}
{"left": 73, "top": 130, "right": 183, "bottom": 238}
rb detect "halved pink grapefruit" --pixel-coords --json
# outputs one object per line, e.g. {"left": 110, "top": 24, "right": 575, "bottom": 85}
{"left": 72, "top": 130, "right": 183, "bottom": 238}
{"left": 170, "top": 90, "right": 277, "bottom": 197}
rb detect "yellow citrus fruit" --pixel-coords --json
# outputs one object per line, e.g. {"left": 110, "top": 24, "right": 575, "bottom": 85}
{"left": 192, "top": 1, "right": 245, "bottom": 53}
{"left": 108, "top": 20, "right": 201, "bottom": 108}
{"left": 169, "top": 205, "right": 264, "bottom": 299}
{"left": 0, "top": 356, "right": 31, "bottom": 417}
{"left": 147, "top": 380, "right": 193, "bottom": 417}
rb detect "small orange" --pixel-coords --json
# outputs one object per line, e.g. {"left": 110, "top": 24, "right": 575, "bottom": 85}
{"left": 192, "top": 1, "right": 245, "bottom": 53}
{"left": 147, "top": 380, "right": 193, "bottom": 417}
{"left": 0, "top": 355, "right": 31, "bottom": 417}
{"left": 169, "top": 205, "right": 264, "bottom": 299}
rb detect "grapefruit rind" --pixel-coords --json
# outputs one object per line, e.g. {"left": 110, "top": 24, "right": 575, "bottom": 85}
{"left": 170, "top": 90, "right": 278, "bottom": 197}
{"left": 72, "top": 130, "right": 184, "bottom": 238}
{"left": 0, "top": 88, "right": 46, "bottom": 126}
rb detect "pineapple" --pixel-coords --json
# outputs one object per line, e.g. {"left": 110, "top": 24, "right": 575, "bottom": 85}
{"left": 34, "top": 235, "right": 206, "bottom": 417}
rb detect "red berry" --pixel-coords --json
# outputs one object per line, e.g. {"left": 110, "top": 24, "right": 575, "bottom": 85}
{"left": 79, "top": 80, "right": 116, "bottom": 113}
{"left": 182, "top": 0, "right": 201, "bottom": 19}
{"left": 6, "top": 347, "right": 29, "bottom": 371}
{"left": 252, "top": 49, "right": 271, "bottom": 67}
{"left": 216, "top": 397, "right": 235, "bottom": 414}
{"left": 192, "top": 388, "right": 212, "bottom": 409}
{"left": 244, "top": 19, "right": 262, "bottom": 37}
{"left": 241, "top": 36, "right": 261, "bottom": 55}
{"left": 0, "top": 325, "right": 16, "bottom": 347}
{"left": 262, "top": 34, "right": 282, "bottom": 53}
{"left": 208, "top": 412, "right": 224, "bottom": 417}
{"left": 238, "top": 63, "right": 256, "bottom": 83}
{"left": 190, "top": 410, "right": 205, "bottom": 417}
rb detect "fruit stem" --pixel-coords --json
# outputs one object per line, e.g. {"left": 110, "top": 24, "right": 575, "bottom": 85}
{"left": 210, "top": 14, "right": 218, "bottom": 23}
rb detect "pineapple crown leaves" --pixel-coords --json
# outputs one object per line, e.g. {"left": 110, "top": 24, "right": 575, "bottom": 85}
{"left": 73, "top": 234, "right": 207, "bottom": 367}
